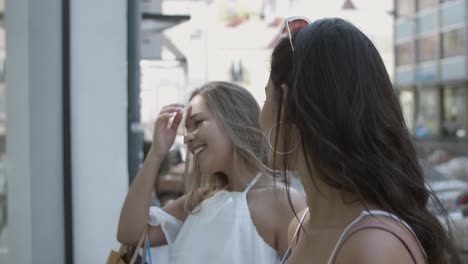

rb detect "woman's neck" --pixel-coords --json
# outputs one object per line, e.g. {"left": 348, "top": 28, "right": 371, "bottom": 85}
{"left": 306, "top": 183, "right": 363, "bottom": 227}
{"left": 297, "top": 163, "right": 375, "bottom": 227}
{"left": 223, "top": 165, "right": 259, "bottom": 192}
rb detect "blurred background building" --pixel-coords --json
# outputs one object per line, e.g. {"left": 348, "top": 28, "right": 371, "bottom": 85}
{"left": 393, "top": 0, "right": 468, "bottom": 155}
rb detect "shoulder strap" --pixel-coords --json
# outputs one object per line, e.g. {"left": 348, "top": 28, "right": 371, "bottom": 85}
{"left": 364, "top": 210, "right": 426, "bottom": 258}
{"left": 327, "top": 212, "right": 367, "bottom": 264}
{"left": 328, "top": 212, "right": 427, "bottom": 264}
{"left": 280, "top": 208, "right": 310, "bottom": 264}
{"left": 244, "top": 173, "right": 263, "bottom": 193}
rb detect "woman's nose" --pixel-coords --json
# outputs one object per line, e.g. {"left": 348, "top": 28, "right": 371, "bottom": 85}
{"left": 184, "top": 131, "right": 195, "bottom": 144}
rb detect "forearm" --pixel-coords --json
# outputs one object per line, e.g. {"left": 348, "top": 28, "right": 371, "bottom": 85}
{"left": 117, "top": 149, "right": 164, "bottom": 245}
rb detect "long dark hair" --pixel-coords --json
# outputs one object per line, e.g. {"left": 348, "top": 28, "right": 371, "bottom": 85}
{"left": 270, "top": 18, "right": 459, "bottom": 263}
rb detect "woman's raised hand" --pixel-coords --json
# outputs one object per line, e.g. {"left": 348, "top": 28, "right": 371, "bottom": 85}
{"left": 149, "top": 103, "right": 185, "bottom": 159}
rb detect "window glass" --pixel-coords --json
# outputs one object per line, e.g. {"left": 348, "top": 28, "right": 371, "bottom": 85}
{"left": 442, "top": 86, "right": 467, "bottom": 138}
{"left": 416, "top": 88, "right": 439, "bottom": 138}
{"left": 399, "top": 90, "right": 416, "bottom": 133}
{"left": 418, "top": 0, "right": 435, "bottom": 11}
{"left": 417, "top": 36, "right": 436, "bottom": 62}
{"left": 442, "top": 28, "right": 465, "bottom": 58}
{"left": 397, "top": 0, "right": 415, "bottom": 17}
{"left": 396, "top": 42, "right": 414, "bottom": 66}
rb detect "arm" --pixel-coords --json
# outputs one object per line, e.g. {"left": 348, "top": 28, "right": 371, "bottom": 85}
{"left": 117, "top": 103, "right": 186, "bottom": 246}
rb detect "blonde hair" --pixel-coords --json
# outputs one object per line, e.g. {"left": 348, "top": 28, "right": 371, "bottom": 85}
{"left": 184, "top": 81, "right": 270, "bottom": 212}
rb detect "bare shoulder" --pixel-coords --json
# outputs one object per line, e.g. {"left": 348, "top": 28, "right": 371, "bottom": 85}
{"left": 248, "top": 183, "right": 306, "bottom": 217}
{"left": 247, "top": 183, "right": 306, "bottom": 256}
{"left": 257, "top": 183, "right": 306, "bottom": 213}
{"left": 335, "top": 227, "right": 421, "bottom": 264}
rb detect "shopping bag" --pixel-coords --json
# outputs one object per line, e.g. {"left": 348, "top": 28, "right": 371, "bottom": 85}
{"left": 107, "top": 245, "right": 128, "bottom": 264}
{"left": 107, "top": 227, "right": 152, "bottom": 264}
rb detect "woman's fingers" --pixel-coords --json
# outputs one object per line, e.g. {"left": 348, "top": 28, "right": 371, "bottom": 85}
{"left": 159, "top": 104, "right": 184, "bottom": 114}
{"left": 170, "top": 111, "right": 184, "bottom": 131}
{"left": 161, "top": 103, "right": 184, "bottom": 109}
{"left": 154, "top": 103, "right": 185, "bottom": 132}
{"left": 156, "top": 111, "right": 185, "bottom": 130}
{"left": 155, "top": 113, "right": 175, "bottom": 128}
{"left": 156, "top": 112, "right": 176, "bottom": 119}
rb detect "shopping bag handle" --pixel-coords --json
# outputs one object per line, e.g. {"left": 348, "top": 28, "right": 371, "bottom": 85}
{"left": 130, "top": 226, "right": 148, "bottom": 264}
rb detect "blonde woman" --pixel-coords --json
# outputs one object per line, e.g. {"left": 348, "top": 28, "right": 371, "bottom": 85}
{"left": 118, "top": 81, "right": 305, "bottom": 263}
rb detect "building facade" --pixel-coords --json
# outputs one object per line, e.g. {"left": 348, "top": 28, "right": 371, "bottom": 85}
{"left": 394, "top": 0, "right": 468, "bottom": 155}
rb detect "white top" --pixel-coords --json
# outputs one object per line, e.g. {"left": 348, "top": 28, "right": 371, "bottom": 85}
{"left": 149, "top": 173, "right": 280, "bottom": 264}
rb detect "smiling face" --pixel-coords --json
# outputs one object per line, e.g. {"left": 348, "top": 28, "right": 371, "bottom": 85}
{"left": 184, "top": 94, "right": 234, "bottom": 175}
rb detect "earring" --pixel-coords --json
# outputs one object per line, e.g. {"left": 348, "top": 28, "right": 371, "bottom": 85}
{"left": 267, "top": 122, "right": 301, "bottom": 155}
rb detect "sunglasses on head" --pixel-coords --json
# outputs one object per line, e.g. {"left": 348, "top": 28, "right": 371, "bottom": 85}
{"left": 279, "top": 16, "right": 311, "bottom": 52}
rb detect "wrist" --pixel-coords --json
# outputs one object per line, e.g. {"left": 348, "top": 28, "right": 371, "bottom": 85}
{"left": 147, "top": 147, "right": 166, "bottom": 162}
